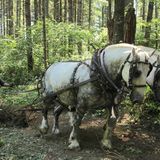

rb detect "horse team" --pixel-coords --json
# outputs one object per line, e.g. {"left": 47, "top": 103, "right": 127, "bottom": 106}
{"left": 39, "top": 43, "right": 160, "bottom": 150}
{"left": 1, "top": 43, "right": 160, "bottom": 150}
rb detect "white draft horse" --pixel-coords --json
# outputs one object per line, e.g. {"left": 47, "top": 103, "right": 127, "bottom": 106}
{"left": 139, "top": 46, "right": 160, "bottom": 101}
{"left": 39, "top": 43, "right": 150, "bottom": 150}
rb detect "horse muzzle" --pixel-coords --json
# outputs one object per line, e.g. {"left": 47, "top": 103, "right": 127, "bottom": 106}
{"left": 130, "top": 91, "right": 144, "bottom": 104}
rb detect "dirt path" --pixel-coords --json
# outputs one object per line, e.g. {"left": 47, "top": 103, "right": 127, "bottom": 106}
{"left": 0, "top": 112, "right": 160, "bottom": 160}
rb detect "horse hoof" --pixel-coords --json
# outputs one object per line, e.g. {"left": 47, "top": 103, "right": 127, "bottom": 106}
{"left": 101, "top": 139, "right": 112, "bottom": 150}
{"left": 39, "top": 126, "right": 49, "bottom": 135}
{"left": 52, "top": 128, "right": 60, "bottom": 135}
{"left": 68, "top": 140, "right": 81, "bottom": 150}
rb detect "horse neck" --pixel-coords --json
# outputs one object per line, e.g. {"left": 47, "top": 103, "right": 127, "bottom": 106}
{"left": 103, "top": 50, "right": 131, "bottom": 81}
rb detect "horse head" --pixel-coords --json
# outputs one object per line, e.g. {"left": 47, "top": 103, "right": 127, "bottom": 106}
{"left": 122, "top": 47, "right": 150, "bottom": 103}
{"left": 152, "top": 55, "right": 160, "bottom": 101}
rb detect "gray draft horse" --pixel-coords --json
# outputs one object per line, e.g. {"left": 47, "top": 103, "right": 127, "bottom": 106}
{"left": 39, "top": 43, "right": 150, "bottom": 149}
{"left": 47, "top": 45, "right": 159, "bottom": 137}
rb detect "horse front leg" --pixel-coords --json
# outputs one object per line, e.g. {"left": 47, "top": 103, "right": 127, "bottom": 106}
{"left": 68, "top": 108, "right": 85, "bottom": 150}
{"left": 101, "top": 106, "right": 117, "bottom": 149}
{"left": 52, "top": 105, "right": 64, "bottom": 135}
{"left": 39, "top": 105, "right": 49, "bottom": 135}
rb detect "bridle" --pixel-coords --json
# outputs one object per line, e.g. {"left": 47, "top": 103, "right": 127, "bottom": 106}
{"left": 128, "top": 60, "right": 150, "bottom": 89}
{"left": 92, "top": 48, "right": 151, "bottom": 95}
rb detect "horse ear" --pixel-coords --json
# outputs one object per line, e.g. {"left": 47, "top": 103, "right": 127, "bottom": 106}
{"left": 157, "top": 55, "right": 160, "bottom": 64}
{"left": 132, "top": 48, "right": 138, "bottom": 61}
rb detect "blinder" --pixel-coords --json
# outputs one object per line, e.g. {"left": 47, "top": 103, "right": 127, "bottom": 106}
{"left": 127, "top": 59, "right": 150, "bottom": 89}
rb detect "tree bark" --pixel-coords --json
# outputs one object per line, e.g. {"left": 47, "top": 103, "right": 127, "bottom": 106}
{"left": 68, "top": 0, "right": 73, "bottom": 22}
{"left": 54, "top": 0, "right": 60, "bottom": 22}
{"left": 77, "top": 0, "right": 82, "bottom": 54}
{"left": 34, "top": 0, "right": 38, "bottom": 23}
{"left": 45, "top": 0, "right": 49, "bottom": 18}
{"left": 88, "top": 0, "right": 92, "bottom": 29}
{"left": 42, "top": 0, "right": 47, "bottom": 69}
{"left": 155, "top": 0, "right": 158, "bottom": 49}
{"left": 64, "top": 0, "right": 67, "bottom": 22}
{"left": 25, "top": 0, "right": 33, "bottom": 72}
{"left": 23, "top": 0, "right": 25, "bottom": 26}
{"left": 124, "top": 6, "right": 136, "bottom": 44}
{"left": 38, "top": 0, "right": 42, "bottom": 19}
{"left": 112, "top": 0, "right": 125, "bottom": 44}
{"left": 107, "top": 0, "right": 114, "bottom": 44}
{"left": 144, "top": 1, "right": 154, "bottom": 46}
{"left": 0, "top": 0, "right": 2, "bottom": 35}
{"left": 59, "top": 0, "right": 62, "bottom": 21}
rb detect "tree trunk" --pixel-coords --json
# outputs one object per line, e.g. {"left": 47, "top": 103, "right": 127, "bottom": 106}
{"left": 34, "top": 0, "right": 38, "bottom": 23}
{"left": 142, "top": 0, "right": 145, "bottom": 21}
{"left": 64, "top": 0, "right": 67, "bottom": 22}
{"left": 45, "top": 0, "right": 49, "bottom": 18}
{"left": 88, "top": 0, "right": 92, "bottom": 51}
{"left": 124, "top": 6, "right": 136, "bottom": 44}
{"left": 23, "top": 0, "right": 25, "bottom": 26}
{"left": 38, "top": 0, "right": 42, "bottom": 19}
{"left": 142, "top": 0, "right": 146, "bottom": 31}
{"left": 68, "top": 0, "right": 73, "bottom": 22}
{"left": 88, "top": 0, "right": 92, "bottom": 29}
{"left": 59, "top": 0, "right": 62, "bottom": 21}
{"left": 68, "top": 0, "right": 73, "bottom": 55}
{"left": 42, "top": 0, "right": 47, "bottom": 69}
{"left": 25, "top": 0, "right": 33, "bottom": 72}
{"left": 112, "top": 0, "right": 125, "bottom": 44}
{"left": 0, "top": 0, "right": 2, "bottom": 35}
{"left": 9, "top": 0, "right": 13, "bottom": 35}
{"left": 54, "top": 0, "right": 60, "bottom": 22}
{"left": 3, "top": 0, "right": 6, "bottom": 35}
{"left": 144, "top": 1, "right": 154, "bottom": 46}
{"left": 77, "top": 0, "right": 82, "bottom": 54}
{"left": 155, "top": 0, "right": 158, "bottom": 49}
{"left": 5, "top": 0, "right": 8, "bottom": 34}
{"left": 73, "top": 0, "right": 77, "bottom": 23}
{"left": 107, "top": 0, "right": 114, "bottom": 44}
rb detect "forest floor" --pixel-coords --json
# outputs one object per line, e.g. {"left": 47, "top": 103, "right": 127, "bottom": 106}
{"left": 0, "top": 111, "right": 160, "bottom": 160}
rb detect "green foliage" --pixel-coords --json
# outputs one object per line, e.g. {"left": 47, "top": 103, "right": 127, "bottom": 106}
{"left": 0, "top": 85, "right": 38, "bottom": 108}
{"left": 0, "top": 20, "right": 107, "bottom": 84}
{"left": 121, "top": 86, "right": 160, "bottom": 126}
{"left": 136, "top": 18, "right": 160, "bottom": 48}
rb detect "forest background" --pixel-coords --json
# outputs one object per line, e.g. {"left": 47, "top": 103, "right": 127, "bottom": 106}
{"left": 0, "top": 0, "right": 160, "bottom": 125}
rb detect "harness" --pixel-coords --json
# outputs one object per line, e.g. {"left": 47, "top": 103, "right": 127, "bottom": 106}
{"left": 42, "top": 48, "right": 151, "bottom": 107}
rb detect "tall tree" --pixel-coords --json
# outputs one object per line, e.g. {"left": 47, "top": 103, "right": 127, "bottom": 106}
{"left": 107, "top": 0, "right": 114, "bottom": 44}
{"left": 22, "top": 0, "right": 25, "bottom": 26}
{"left": 68, "top": 0, "right": 73, "bottom": 22}
{"left": 112, "top": 0, "right": 125, "bottom": 44}
{"left": 77, "top": 0, "right": 83, "bottom": 54}
{"left": 38, "top": 0, "right": 42, "bottom": 19}
{"left": 88, "top": 0, "right": 92, "bottom": 29}
{"left": 3, "top": 0, "right": 6, "bottom": 35}
{"left": 142, "top": 0, "right": 146, "bottom": 21}
{"left": 7, "top": 0, "right": 13, "bottom": 35}
{"left": 42, "top": 0, "right": 47, "bottom": 69}
{"left": 25, "top": 0, "right": 33, "bottom": 72}
{"left": 144, "top": 1, "right": 154, "bottom": 46}
{"left": 0, "top": 0, "right": 2, "bottom": 35}
{"left": 155, "top": 0, "right": 158, "bottom": 48}
{"left": 54, "top": 0, "right": 60, "bottom": 22}
{"left": 45, "top": 0, "right": 49, "bottom": 17}
{"left": 124, "top": 5, "right": 136, "bottom": 44}
{"left": 64, "top": 0, "right": 67, "bottom": 22}
{"left": 59, "top": 0, "right": 62, "bottom": 21}
{"left": 34, "top": 0, "right": 38, "bottom": 23}
{"left": 73, "top": 0, "right": 77, "bottom": 23}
